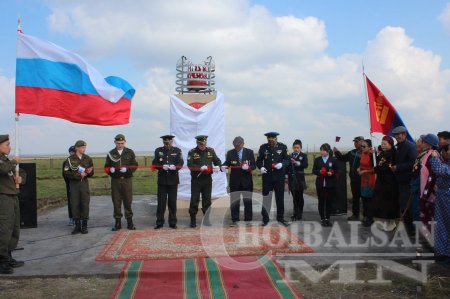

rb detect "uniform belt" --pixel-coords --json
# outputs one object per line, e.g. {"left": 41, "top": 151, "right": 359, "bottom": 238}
{"left": 113, "top": 176, "right": 129, "bottom": 180}
{"left": 0, "top": 193, "right": 17, "bottom": 197}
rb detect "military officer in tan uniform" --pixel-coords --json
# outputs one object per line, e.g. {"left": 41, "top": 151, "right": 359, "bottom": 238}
{"left": 63, "top": 140, "right": 94, "bottom": 234}
{"left": 187, "top": 135, "right": 222, "bottom": 228}
{"left": 152, "top": 135, "right": 184, "bottom": 229}
{"left": 104, "top": 134, "right": 138, "bottom": 231}
{"left": 0, "top": 134, "right": 25, "bottom": 274}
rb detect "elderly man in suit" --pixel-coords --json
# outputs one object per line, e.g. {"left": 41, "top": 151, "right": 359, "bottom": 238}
{"left": 222, "top": 136, "right": 256, "bottom": 226}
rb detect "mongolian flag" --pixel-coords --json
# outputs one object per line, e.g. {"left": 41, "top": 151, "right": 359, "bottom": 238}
{"left": 365, "top": 75, "right": 413, "bottom": 141}
{"left": 15, "top": 32, "right": 135, "bottom": 126}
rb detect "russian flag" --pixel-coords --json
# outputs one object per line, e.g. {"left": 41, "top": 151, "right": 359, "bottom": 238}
{"left": 15, "top": 32, "right": 135, "bottom": 126}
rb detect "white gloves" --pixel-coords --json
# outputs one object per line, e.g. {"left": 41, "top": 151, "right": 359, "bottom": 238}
{"left": 275, "top": 163, "right": 283, "bottom": 170}
{"left": 110, "top": 167, "right": 115, "bottom": 173}
{"left": 163, "top": 164, "right": 169, "bottom": 170}
{"left": 213, "top": 166, "right": 220, "bottom": 173}
{"left": 200, "top": 165, "right": 208, "bottom": 172}
{"left": 120, "top": 167, "right": 127, "bottom": 173}
{"left": 260, "top": 167, "right": 267, "bottom": 174}
{"left": 242, "top": 164, "right": 249, "bottom": 171}
{"left": 294, "top": 161, "right": 301, "bottom": 166}
{"left": 169, "top": 164, "right": 176, "bottom": 170}
{"left": 221, "top": 166, "right": 228, "bottom": 172}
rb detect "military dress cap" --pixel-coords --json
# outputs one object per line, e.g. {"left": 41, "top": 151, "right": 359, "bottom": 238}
{"left": 264, "top": 132, "right": 279, "bottom": 137}
{"left": 160, "top": 135, "right": 175, "bottom": 140}
{"left": 233, "top": 136, "right": 244, "bottom": 146}
{"left": 0, "top": 134, "right": 9, "bottom": 144}
{"left": 75, "top": 140, "right": 87, "bottom": 147}
{"left": 437, "top": 131, "right": 450, "bottom": 139}
{"left": 353, "top": 136, "right": 364, "bottom": 142}
{"left": 420, "top": 133, "right": 439, "bottom": 148}
{"left": 68, "top": 145, "right": 76, "bottom": 153}
{"left": 392, "top": 126, "right": 407, "bottom": 134}
{"left": 114, "top": 134, "right": 126, "bottom": 141}
{"left": 195, "top": 135, "right": 208, "bottom": 142}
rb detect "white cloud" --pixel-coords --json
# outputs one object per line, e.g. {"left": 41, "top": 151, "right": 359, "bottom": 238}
{"left": 7, "top": 0, "right": 448, "bottom": 155}
{"left": 439, "top": 3, "right": 450, "bottom": 34}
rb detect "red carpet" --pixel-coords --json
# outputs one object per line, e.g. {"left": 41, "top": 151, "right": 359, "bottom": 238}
{"left": 97, "top": 224, "right": 313, "bottom": 261}
{"left": 111, "top": 256, "right": 303, "bottom": 299}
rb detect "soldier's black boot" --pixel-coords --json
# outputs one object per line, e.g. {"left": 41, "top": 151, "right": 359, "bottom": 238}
{"left": 190, "top": 215, "right": 197, "bottom": 228}
{"left": 81, "top": 220, "right": 88, "bottom": 234}
{"left": 72, "top": 220, "right": 81, "bottom": 235}
{"left": 0, "top": 256, "right": 13, "bottom": 274}
{"left": 127, "top": 218, "right": 136, "bottom": 230}
{"left": 112, "top": 218, "right": 122, "bottom": 231}
{"left": 8, "top": 251, "right": 24, "bottom": 268}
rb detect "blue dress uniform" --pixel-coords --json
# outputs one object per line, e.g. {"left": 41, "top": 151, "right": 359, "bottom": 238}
{"left": 256, "top": 132, "right": 290, "bottom": 226}
{"left": 187, "top": 135, "right": 222, "bottom": 228}
{"left": 152, "top": 135, "right": 184, "bottom": 229}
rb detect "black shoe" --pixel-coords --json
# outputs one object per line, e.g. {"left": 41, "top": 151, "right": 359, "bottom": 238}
{"left": 261, "top": 221, "right": 269, "bottom": 227}
{"left": 325, "top": 219, "right": 332, "bottom": 227}
{"left": 8, "top": 253, "right": 24, "bottom": 268}
{"left": 169, "top": 224, "right": 177, "bottom": 229}
{"left": 278, "top": 219, "right": 290, "bottom": 227}
{"left": 347, "top": 215, "right": 359, "bottom": 221}
{"left": 112, "top": 219, "right": 122, "bottom": 231}
{"left": 229, "top": 221, "right": 237, "bottom": 227}
{"left": 290, "top": 215, "right": 297, "bottom": 221}
{"left": 127, "top": 218, "right": 136, "bottom": 230}
{"left": 321, "top": 219, "right": 330, "bottom": 227}
{"left": 0, "top": 261, "right": 13, "bottom": 274}
{"left": 190, "top": 216, "right": 197, "bottom": 228}
{"left": 154, "top": 224, "right": 163, "bottom": 230}
{"left": 81, "top": 220, "right": 88, "bottom": 234}
{"left": 72, "top": 220, "right": 81, "bottom": 235}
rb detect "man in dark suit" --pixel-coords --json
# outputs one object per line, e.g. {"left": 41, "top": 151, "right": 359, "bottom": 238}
{"left": 257, "top": 132, "right": 290, "bottom": 226}
{"left": 391, "top": 126, "right": 416, "bottom": 233}
{"left": 222, "top": 136, "right": 256, "bottom": 226}
{"left": 152, "top": 135, "right": 184, "bottom": 229}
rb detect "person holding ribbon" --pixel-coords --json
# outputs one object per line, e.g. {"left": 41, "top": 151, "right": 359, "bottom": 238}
{"left": 312, "top": 143, "right": 339, "bottom": 227}
{"left": 63, "top": 140, "right": 94, "bottom": 234}
{"left": 152, "top": 135, "right": 183, "bottom": 229}
{"left": 222, "top": 136, "right": 256, "bottom": 226}
{"left": 187, "top": 135, "right": 222, "bottom": 228}
{"left": 256, "top": 132, "right": 290, "bottom": 226}
{"left": 104, "top": 134, "right": 138, "bottom": 231}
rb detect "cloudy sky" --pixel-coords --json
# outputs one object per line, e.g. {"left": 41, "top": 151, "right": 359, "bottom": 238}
{"left": 1, "top": 0, "right": 449, "bottom": 155}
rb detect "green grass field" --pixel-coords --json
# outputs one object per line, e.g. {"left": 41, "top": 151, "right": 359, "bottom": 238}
{"left": 22, "top": 153, "right": 350, "bottom": 208}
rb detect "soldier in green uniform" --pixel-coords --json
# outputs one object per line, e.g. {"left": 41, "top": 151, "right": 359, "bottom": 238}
{"left": 63, "top": 140, "right": 94, "bottom": 234}
{"left": 187, "top": 135, "right": 222, "bottom": 228}
{"left": 152, "top": 135, "right": 184, "bottom": 229}
{"left": 104, "top": 134, "right": 138, "bottom": 231}
{"left": 0, "top": 134, "right": 25, "bottom": 274}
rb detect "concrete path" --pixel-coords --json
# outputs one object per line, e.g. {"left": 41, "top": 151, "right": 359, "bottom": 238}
{"left": 7, "top": 193, "right": 426, "bottom": 278}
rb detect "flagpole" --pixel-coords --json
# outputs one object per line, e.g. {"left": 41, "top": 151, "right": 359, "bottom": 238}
{"left": 362, "top": 63, "right": 377, "bottom": 168}
{"left": 15, "top": 18, "right": 21, "bottom": 189}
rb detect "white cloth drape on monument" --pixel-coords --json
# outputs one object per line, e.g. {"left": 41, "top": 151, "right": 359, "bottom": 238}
{"left": 169, "top": 92, "right": 227, "bottom": 199}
